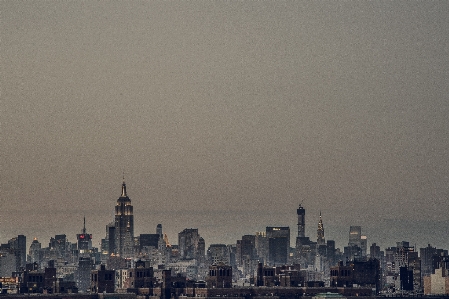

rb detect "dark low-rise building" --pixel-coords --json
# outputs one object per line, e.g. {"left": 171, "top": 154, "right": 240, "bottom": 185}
{"left": 205, "top": 263, "right": 232, "bottom": 288}
{"left": 257, "top": 263, "right": 304, "bottom": 287}
{"left": 91, "top": 265, "right": 115, "bottom": 293}
{"left": 330, "top": 259, "right": 380, "bottom": 294}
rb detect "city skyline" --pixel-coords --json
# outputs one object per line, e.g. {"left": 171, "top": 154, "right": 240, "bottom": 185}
{"left": 0, "top": 179, "right": 447, "bottom": 253}
{"left": 1, "top": 1, "right": 448, "bottom": 253}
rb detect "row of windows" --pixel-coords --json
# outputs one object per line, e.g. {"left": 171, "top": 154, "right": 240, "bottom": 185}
{"left": 27, "top": 275, "right": 43, "bottom": 283}
{"left": 209, "top": 269, "right": 231, "bottom": 277}
{"left": 91, "top": 273, "right": 113, "bottom": 281}
{"left": 330, "top": 269, "right": 352, "bottom": 276}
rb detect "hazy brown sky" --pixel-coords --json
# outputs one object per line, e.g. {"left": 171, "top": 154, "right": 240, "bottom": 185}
{"left": 1, "top": 1, "right": 448, "bottom": 250}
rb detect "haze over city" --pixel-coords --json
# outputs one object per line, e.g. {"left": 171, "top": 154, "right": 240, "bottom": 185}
{"left": 1, "top": 1, "right": 448, "bottom": 251}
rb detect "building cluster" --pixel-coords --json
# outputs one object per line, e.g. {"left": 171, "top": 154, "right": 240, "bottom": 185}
{"left": 1, "top": 181, "right": 449, "bottom": 297}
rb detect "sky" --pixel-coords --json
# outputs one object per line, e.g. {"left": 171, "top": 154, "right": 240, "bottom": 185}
{"left": 1, "top": 1, "right": 448, "bottom": 252}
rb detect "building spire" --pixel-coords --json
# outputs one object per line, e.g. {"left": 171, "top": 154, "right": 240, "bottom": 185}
{"left": 121, "top": 179, "right": 127, "bottom": 197}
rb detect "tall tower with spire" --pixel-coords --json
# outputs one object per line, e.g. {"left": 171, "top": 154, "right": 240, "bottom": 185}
{"left": 316, "top": 211, "right": 325, "bottom": 246}
{"left": 297, "top": 204, "right": 305, "bottom": 238}
{"left": 77, "top": 217, "right": 92, "bottom": 253}
{"left": 114, "top": 179, "right": 134, "bottom": 257}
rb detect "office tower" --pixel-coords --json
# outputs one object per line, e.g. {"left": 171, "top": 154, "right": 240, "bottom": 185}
{"left": 157, "top": 224, "right": 163, "bottom": 238}
{"left": 327, "top": 240, "right": 336, "bottom": 266}
{"left": 207, "top": 244, "right": 229, "bottom": 265}
{"left": 0, "top": 249, "right": 16, "bottom": 276}
{"left": 370, "top": 243, "right": 381, "bottom": 260}
{"left": 395, "top": 241, "right": 414, "bottom": 270}
{"left": 297, "top": 204, "right": 305, "bottom": 238}
{"left": 139, "top": 234, "right": 160, "bottom": 251}
{"left": 7, "top": 235, "right": 26, "bottom": 271}
{"left": 349, "top": 226, "right": 362, "bottom": 246}
{"left": 420, "top": 244, "right": 448, "bottom": 277}
{"left": 107, "top": 223, "right": 116, "bottom": 255}
{"left": 29, "top": 238, "right": 42, "bottom": 264}
{"left": 77, "top": 217, "right": 92, "bottom": 253}
{"left": 76, "top": 218, "right": 93, "bottom": 292}
{"left": 294, "top": 205, "right": 315, "bottom": 268}
{"left": 255, "top": 232, "right": 268, "bottom": 263}
{"left": 198, "top": 237, "right": 205, "bottom": 258}
{"left": 266, "top": 227, "right": 290, "bottom": 266}
{"left": 77, "top": 256, "right": 92, "bottom": 292}
{"left": 317, "top": 212, "right": 325, "bottom": 246}
{"left": 178, "top": 228, "right": 203, "bottom": 260}
{"left": 360, "top": 235, "right": 368, "bottom": 257}
{"left": 49, "top": 234, "right": 69, "bottom": 260}
{"left": 114, "top": 180, "right": 134, "bottom": 257}
{"left": 238, "top": 235, "right": 256, "bottom": 266}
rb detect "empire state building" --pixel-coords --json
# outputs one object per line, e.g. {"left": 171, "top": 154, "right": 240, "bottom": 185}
{"left": 114, "top": 180, "right": 134, "bottom": 257}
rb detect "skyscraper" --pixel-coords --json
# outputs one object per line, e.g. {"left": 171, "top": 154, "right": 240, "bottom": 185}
{"left": 317, "top": 212, "right": 325, "bottom": 246}
{"left": 297, "top": 204, "right": 305, "bottom": 238}
{"left": 295, "top": 205, "right": 315, "bottom": 268}
{"left": 178, "top": 228, "right": 205, "bottom": 262}
{"left": 114, "top": 180, "right": 134, "bottom": 257}
{"left": 349, "top": 226, "right": 362, "bottom": 246}
{"left": 76, "top": 217, "right": 93, "bottom": 293}
{"left": 157, "top": 224, "right": 163, "bottom": 238}
{"left": 77, "top": 217, "right": 92, "bottom": 253}
{"left": 266, "top": 227, "right": 290, "bottom": 266}
{"left": 28, "top": 238, "right": 41, "bottom": 265}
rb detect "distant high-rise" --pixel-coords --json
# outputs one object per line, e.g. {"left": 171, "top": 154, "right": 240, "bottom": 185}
{"left": 317, "top": 212, "right": 325, "bottom": 246}
{"left": 178, "top": 228, "right": 203, "bottom": 260}
{"left": 4, "top": 235, "right": 26, "bottom": 272}
{"left": 114, "top": 180, "right": 134, "bottom": 257}
{"left": 297, "top": 205, "right": 305, "bottom": 238}
{"left": 28, "top": 238, "right": 41, "bottom": 264}
{"left": 255, "top": 232, "right": 268, "bottom": 263}
{"left": 77, "top": 217, "right": 92, "bottom": 253}
{"left": 349, "top": 226, "right": 362, "bottom": 246}
{"left": 207, "top": 244, "right": 229, "bottom": 264}
{"left": 266, "top": 227, "right": 290, "bottom": 266}
{"left": 157, "top": 224, "right": 163, "bottom": 238}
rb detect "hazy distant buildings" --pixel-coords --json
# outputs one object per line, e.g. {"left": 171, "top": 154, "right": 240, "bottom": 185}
{"left": 255, "top": 232, "right": 268, "bottom": 263}
{"left": 345, "top": 226, "right": 367, "bottom": 261}
{"left": 178, "top": 228, "right": 205, "bottom": 261}
{"left": 0, "top": 235, "right": 27, "bottom": 277}
{"left": 139, "top": 234, "right": 160, "bottom": 251}
{"left": 28, "top": 238, "right": 42, "bottom": 265}
{"left": 207, "top": 244, "right": 229, "bottom": 265}
{"left": 349, "top": 226, "right": 362, "bottom": 247}
{"left": 420, "top": 244, "right": 448, "bottom": 277}
{"left": 114, "top": 180, "right": 134, "bottom": 258}
{"left": 236, "top": 235, "right": 256, "bottom": 266}
{"left": 0, "top": 250, "right": 16, "bottom": 277}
